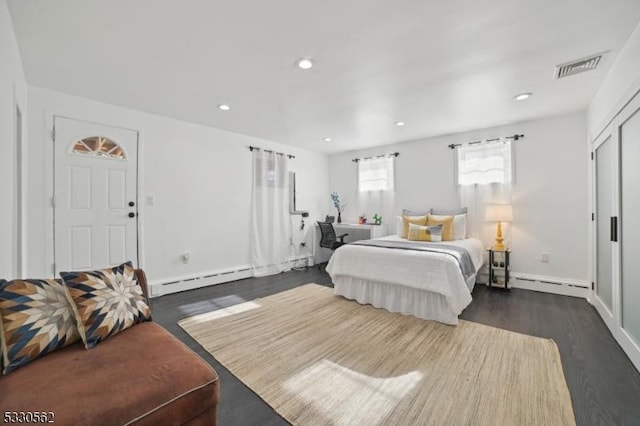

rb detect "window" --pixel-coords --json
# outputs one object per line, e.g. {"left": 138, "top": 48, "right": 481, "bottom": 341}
{"left": 358, "top": 156, "right": 395, "bottom": 191}
{"left": 457, "top": 140, "right": 512, "bottom": 185}
{"left": 72, "top": 136, "right": 125, "bottom": 160}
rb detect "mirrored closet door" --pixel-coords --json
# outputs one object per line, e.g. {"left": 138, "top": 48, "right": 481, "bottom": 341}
{"left": 593, "top": 93, "right": 640, "bottom": 372}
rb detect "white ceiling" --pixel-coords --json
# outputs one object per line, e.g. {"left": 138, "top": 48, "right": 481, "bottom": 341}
{"left": 8, "top": 0, "right": 640, "bottom": 153}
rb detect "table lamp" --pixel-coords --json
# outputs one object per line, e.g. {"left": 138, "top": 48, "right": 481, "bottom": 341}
{"left": 486, "top": 204, "right": 513, "bottom": 251}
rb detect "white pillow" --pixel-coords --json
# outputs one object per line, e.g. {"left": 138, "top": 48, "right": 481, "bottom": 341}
{"left": 429, "top": 213, "right": 466, "bottom": 240}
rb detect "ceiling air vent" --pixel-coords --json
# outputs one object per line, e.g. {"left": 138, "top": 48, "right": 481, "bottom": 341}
{"left": 554, "top": 52, "right": 607, "bottom": 79}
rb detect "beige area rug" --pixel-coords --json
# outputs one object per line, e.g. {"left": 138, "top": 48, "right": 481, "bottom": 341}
{"left": 178, "top": 284, "right": 575, "bottom": 426}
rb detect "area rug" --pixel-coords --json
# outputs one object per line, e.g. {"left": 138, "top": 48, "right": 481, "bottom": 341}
{"left": 178, "top": 284, "right": 575, "bottom": 426}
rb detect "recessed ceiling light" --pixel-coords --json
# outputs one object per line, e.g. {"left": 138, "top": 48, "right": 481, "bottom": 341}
{"left": 217, "top": 104, "right": 230, "bottom": 111}
{"left": 514, "top": 93, "right": 532, "bottom": 101}
{"left": 323, "top": 137, "right": 332, "bottom": 142}
{"left": 395, "top": 121, "right": 406, "bottom": 127}
{"left": 297, "top": 58, "right": 314, "bottom": 70}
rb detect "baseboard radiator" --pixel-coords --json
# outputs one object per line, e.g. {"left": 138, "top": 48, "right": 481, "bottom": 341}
{"left": 509, "top": 272, "right": 590, "bottom": 298}
{"left": 149, "top": 255, "right": 311, "bottom": 297}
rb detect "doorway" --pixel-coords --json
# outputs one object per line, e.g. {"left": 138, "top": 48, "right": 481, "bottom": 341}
{"left": 53, "top": 116, "right": 139, "bottom": 274}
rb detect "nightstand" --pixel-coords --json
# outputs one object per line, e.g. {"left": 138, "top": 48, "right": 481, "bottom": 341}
{"left": 487, "top": 249, "right": 510, "bottom": 290}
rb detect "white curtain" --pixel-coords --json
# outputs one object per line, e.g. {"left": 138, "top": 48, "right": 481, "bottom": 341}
{"left": 457, "top": 141, "right": 512, "bottom": 246}
{"left": 251, "top": 150, "right": 289, "bottom": 277}
{"left": 358, "top": 156, "right": 395, "bottom": 191}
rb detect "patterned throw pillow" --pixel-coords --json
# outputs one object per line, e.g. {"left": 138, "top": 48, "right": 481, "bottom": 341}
{"left": 0, "top": 278, "right": 80, "bottom": 375}
{"left": 60, "top": 262, "right": 151, "bottom": 349}
{"left": 408, "top": 223, "right": 444, "bottom": 242}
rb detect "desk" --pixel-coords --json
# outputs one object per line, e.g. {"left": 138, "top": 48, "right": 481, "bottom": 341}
{"left": 312, "top": 222, "right": 389, "bottom": 265}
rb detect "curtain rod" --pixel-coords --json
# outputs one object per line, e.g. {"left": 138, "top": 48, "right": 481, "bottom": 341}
{"left": 448, "top": 134, "right": 524, "bottom": 150}
{"left": 352, "top": 152, "right": 400, "bottom": 163}
{"left": 248, "top": 145, "right": 295, "bottom": 159}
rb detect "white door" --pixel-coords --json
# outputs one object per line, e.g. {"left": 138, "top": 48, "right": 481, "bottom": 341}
{"left": 592, "top": 92, "right": 640, "bottom": 372}
{"left": 593, "top": 124, "right": 616, "bottom": 330}
{"left": 54, "top": 117, "right": 138, "bottom": 274}
{"left": 617, "top": 94, "right": 640, "bottom": 370}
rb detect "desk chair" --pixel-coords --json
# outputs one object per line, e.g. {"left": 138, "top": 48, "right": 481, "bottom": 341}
{"left": 317, "top": 221, "right": 348, "bottom": 269}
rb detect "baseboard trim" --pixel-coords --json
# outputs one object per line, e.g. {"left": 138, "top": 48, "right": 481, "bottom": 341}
{"left": 149, "top": 267, "right": 253, "bottom": 297}
{"left": 148, "top": 255, "right": 311, "bottom": 297}
{"left": 510, "top": 272, "right": 590, "bottom": 298}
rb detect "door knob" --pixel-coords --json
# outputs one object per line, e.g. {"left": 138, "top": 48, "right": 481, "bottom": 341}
{"left": 128, "top": 212, "right": 135, "bottom": 218}
{"left": 129, "top": 201, "right": 135, "bottom": 207}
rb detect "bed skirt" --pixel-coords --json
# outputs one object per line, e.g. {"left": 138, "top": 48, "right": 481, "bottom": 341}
{"left": 333, "top": 276, "right": 459, "bottom": 325}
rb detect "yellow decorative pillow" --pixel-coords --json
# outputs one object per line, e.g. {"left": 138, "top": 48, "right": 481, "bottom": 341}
{"left": 427, "top": 214, "right": 454, "bottom": 241}
{"left": 402, "top": 215, "right": 428, "bottom": 239}
{"left": 408, "top": 223, "right": 443, "bottom": 242}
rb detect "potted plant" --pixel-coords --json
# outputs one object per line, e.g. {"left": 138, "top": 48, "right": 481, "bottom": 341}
{"left": 330, "top": 192, "right": 347, "bottom": 223}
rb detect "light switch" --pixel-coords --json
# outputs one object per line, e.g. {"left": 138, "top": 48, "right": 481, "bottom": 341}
{"left": 146, "top": 196, "right": 155, "bottom": 206}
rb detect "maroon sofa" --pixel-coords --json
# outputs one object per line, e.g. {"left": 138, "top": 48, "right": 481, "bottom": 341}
{"left": 0, "top": 270, "right": 220, "bottom": 426}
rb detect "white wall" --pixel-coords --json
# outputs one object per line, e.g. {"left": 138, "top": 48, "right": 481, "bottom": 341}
{"left": 329, "top": 112, "right": 589, "bottom": 282}
{"left": 26, "top": 87, "right": 329, "bottom": 286}
{"left": 588, "top": 21, "right": 640, "bottom": 138}
{"left": 0, "top": 0, "right": 27, "bottom": 279}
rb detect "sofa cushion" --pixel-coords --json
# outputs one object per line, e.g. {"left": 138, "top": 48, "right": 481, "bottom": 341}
{"left": 0, "top": 322, "right": 219, "bottom": 426}
{"left": 0, "top": 278, "right": 80, "bottom": 374}
{"left": 61, "top": 261, "right": 151, "bottom": 349}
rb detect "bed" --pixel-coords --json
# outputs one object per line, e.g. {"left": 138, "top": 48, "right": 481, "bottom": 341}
{"left": 325, "top": 235, "right": 484, "bottom": 325}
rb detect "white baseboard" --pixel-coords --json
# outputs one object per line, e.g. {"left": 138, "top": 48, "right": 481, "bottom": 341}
{"left": 149, "top": 266, "right": 253, "bottom": 297}
{"left": 148, "top": 255, "right": 312, "bottom": 297}
{"left": 510, "top": 272, "right": 590, "bottom": 298}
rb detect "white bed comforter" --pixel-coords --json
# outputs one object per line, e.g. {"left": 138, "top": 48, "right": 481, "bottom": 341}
{"left": 326, "top": 236, "right": 484, "bottom": 315}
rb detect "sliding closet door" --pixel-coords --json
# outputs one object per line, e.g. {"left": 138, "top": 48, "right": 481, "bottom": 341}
{"left": 619, "top": 98, "right": 640, "bottom": 360}
{"left": 592, "top": 93, "right": 640, "bottom": 372}
{"left": 594, "top": 130, "right": 615, "bottom": 325}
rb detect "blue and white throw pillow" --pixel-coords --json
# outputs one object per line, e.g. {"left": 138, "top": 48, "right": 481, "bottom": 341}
{"left": 0, "top": 278, "right": 80, "bottom": 374}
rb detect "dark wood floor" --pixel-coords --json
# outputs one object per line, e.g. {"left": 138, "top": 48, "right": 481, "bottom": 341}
{"left": 151, "top": 269, "right": 640, "bottom": 426}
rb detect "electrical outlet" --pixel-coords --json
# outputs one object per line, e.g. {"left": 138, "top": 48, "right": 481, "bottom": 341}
{"left": 541, "top": 252, "right": 550, "bottom": 263}
{"left": 181, "top": 252, "right": 191, "bottom": 264}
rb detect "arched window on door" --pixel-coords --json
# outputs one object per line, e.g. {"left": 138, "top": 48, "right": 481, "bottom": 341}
{"left": 71, "top": 136, "right": 126, "bottom": 160}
